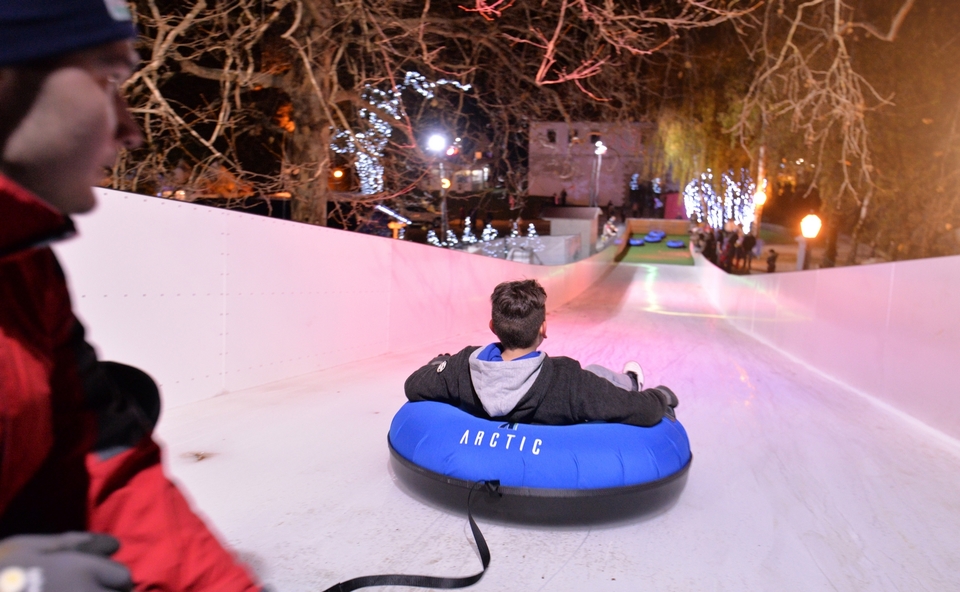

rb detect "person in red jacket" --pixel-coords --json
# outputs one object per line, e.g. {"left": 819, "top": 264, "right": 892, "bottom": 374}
{"left": 0, "top": 1, "right": 261, "bottom": 590}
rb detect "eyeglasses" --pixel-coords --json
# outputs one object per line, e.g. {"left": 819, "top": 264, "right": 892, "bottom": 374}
{"left": 97, "top": 71, "right": 126, "bottom": 95}
{"left": 51, "top": 48, "right": 137, "bottom": 96}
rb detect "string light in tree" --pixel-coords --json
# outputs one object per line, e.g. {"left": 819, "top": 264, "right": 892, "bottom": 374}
{"left": 331, "top": 72, "right": 471, "bottom": 196}
{"left": 683, "top": 170, "right": 719, "bottom": 227}
{"left": 426, "top": 229, "right": 442, "bottom": 247}
{"left": 481, "top": 224, "right": 498, "bottom": 242}
{"left": 684, "top": 168, "right": 758, "bottom": 231}
{"left": 403, "top": 71, "right": 472, "bottom": 98}
{"left": 721, "top": 169, "right": 757, "bottom": 233}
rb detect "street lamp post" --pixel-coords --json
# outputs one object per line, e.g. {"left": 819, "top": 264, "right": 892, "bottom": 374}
{"left": 591, "top": 141, "right": 607, "bottom": 208}
{"left": 426, "top": 133, "right": 450, "bottom": 240}
{"left": 796, "top": 213, "right": 822, "bottom": 270}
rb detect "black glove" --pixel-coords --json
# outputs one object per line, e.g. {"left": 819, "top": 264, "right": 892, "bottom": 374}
{"left": 0, "top": 533, "right": 132, "bottom": 592}
{"left": 652, "top": 386, "right": 679, "bottom": 420}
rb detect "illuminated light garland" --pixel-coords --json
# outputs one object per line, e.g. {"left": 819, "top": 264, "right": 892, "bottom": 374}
{"left": 630, "top": 173, "right": 640, "bottom": 191}
{"left": 445, "top": 229, "right": 459, "bottom": 246}
{"left": 481, "top": 224, "right": 498, "bottom": 242}
{"left": 461, "top": 217, "right": 478, "bottom": 244}
{"left": 509, "top": 220, "right": 520, "bottom": 239}
{"left": 331, "top": 72, "right": 470, "bottom": 195}
{"left": 404, "top": 71, "right": 472, "bottom": 99}
{"left": 426, "top": 229, "right": 442, "bottom": 247}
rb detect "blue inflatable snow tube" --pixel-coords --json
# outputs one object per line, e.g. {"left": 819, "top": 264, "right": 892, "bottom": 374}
{"left": 389, "top": 401, "right": 692, "bottom": 496}
{"left": 644, "top": 232, "right": 664, "bottom": 243}
{"left": 666, "top": 239, "right": 685, "bottom": 249}
{"left": 629, "top": 237, "right": 645, "bottom": 246}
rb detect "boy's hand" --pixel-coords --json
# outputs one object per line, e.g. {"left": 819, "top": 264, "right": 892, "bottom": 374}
{"left": 0, "top": 533, "right": 133, "bottom": 591}
{"left": 651, "top": 386, "right": 679, "bottom": 420}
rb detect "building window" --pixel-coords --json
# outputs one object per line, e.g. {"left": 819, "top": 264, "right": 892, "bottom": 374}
{"left": 569, "top": 129, "right": 580, "bottom": 144}
{"left": 589, "top": 132, "right": 601, "bottom": 145}
{"left": 547, "top": 129, "right": 557, "bottom": 143}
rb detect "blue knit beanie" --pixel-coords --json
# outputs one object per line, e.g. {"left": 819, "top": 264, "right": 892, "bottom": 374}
{"left": 0, "top": 0, "right": 136, "bottom": 67}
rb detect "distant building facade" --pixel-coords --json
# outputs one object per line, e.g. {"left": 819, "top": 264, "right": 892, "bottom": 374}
{"left": 528, "top": 121, "right": 654, "bottom": 206}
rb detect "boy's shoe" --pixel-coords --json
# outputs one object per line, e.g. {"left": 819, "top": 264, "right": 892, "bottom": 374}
{"left": 622, "top": 361, "right": 644, "bottom": 390}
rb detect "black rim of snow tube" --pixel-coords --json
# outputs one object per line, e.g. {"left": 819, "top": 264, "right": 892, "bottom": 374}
{"left": 388, "top": 437, "right": 692, "bottom": 499}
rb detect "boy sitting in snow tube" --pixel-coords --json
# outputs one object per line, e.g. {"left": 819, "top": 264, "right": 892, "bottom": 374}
{"left": 404, "top": 280, "right": 678, "bottom": 427}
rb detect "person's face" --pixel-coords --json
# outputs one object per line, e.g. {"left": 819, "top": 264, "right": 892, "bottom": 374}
{"left": 0, "top": 39, "right": 142, "bottom": 214}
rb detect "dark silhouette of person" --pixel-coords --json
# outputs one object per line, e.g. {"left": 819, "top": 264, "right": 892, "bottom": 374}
{"left": 702, "top": 232, "right": 718, "bottom": 264}
{"left": 766, "top": 249, "right": 779, "bottom": 273}
{"left": 742, "top": 234, "right": 757, "bottom": 271}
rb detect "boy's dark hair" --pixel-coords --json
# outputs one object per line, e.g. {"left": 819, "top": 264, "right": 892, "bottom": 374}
{"left": 490, "top": 280, "right": 546, "bottom": 349}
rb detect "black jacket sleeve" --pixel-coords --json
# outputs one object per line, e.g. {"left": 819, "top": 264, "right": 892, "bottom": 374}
{"left": 403, "top": 346, "right": 486, "bottom": 415}
{"left": 535, "top": 357, "right": 670, "bottom": 427}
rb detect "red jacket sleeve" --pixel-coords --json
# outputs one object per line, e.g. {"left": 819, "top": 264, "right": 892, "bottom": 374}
{"left": 87, "top": 437, "right": 261, "bottom": 592}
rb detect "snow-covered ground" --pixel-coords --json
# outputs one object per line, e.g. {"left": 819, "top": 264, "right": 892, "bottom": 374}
{"left": 156, "top": 262, "right": 960, "bottom": 591}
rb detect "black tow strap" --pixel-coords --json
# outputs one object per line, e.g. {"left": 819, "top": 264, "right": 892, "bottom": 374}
{"left": 322, "top": 480, "right": 501, "bottom": 592}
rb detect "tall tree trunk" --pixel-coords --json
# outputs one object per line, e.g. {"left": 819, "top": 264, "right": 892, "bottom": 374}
{"left": 844, "top": 191, "right": 871, "bottom": 265}
{"left": 288, "top": 122, "right": 329, "bottom": 227}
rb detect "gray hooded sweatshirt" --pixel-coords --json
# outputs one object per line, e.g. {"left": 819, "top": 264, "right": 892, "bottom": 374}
{"left": 468, "top": 348, "right": 545, "bottom": 417}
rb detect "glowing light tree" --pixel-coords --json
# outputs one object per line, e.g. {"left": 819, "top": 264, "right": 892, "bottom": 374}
{"left": 683, "top": 170, "right": 721, "bottom": 228}
{"left": 721, "top": 169, "right": 757, "bottom": 233}
{"left": 685, "top": 169, "right": 759, "bottom": 232}
{"left": 445, "top": 229, "right": 459, "bottom": 246}
{"left": 526, "top": 223, "right": 544, "bottom": 252}
{"left": 481, "top": 224, "right": 498, "bottom": 242}
{"left": 461, "top": 217, "right": 478, "bottom": 244}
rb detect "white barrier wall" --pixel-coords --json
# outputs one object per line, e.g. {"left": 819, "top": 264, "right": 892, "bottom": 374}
{"left": 696, "top": 254, "right": 960, "bottom": 440}
{"left": 54, "top": 190, "right": 619, "bottom": 409}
